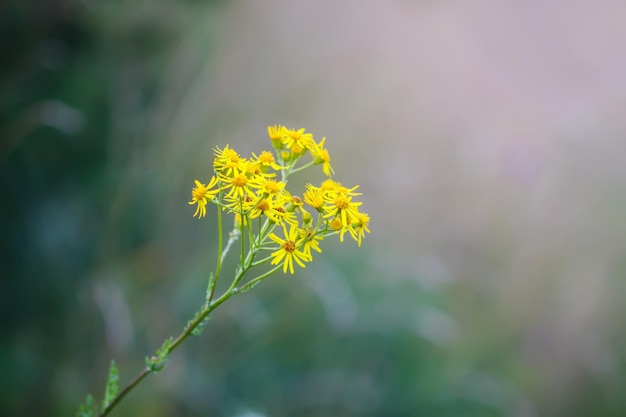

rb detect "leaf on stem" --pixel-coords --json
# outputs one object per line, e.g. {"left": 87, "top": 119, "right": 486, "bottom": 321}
{"left": 191, "top": 315, "right": 211, "bottom": 336}
{"left": 102, "top": 360, "right": 120, "bottom": 410}
{"left": 76, "top": 394, "right": 98, "bottom": 417}
{"left": 232, "top": 280, "right": 260, "bottom": 295}
{"left": 205, "top": 272, "right": 215, "bottom": 305}
{"left": 185, "top": 309, "right": 211, "bottom": 336}
{"left": 145, "top": 337, "right": 173, "bottom": 372}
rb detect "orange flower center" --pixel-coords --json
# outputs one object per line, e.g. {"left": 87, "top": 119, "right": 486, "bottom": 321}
{"left": 264, "top": 180, "right": 281, "bottom": 194}
{"left": 283, "top": 240, "right": 296, "bottom": 252}
{"left": 192, "top": 185, "right": 208, "bottom": 200}
{"left": 258, "top": 151, "right": 275, "bottom": 164}
{"left": 330, "top": 218, "right": 342, "bottom": 231}
{"left": 256, "top": 200, "right": 270, "bottom": 211}
{"left": 232, "top": 174, "right": 248, "bottom": 187}
{"left": 334, "top": 196, "right": 350, "bottom": 210}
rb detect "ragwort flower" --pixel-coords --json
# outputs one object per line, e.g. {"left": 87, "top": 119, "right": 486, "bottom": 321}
{"left": 268, "top": 224, "right": 312, "bottom": 274}
{"left": 189, "top": 176, "right": 220, "bottom": 218}
{"left": 310, "top": 137, "right": 334, "bottom": 177}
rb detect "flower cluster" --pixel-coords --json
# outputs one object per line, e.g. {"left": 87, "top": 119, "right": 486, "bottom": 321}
{"left": 78, "top": 126, "right": 371, "bottom": 417}
{"left": 189, "top": 125, "right": 370, "bottom": 274}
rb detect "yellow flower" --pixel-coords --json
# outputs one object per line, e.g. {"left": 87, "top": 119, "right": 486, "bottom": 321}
{"left": 276, "top": 205, "right": 299, "bottom": 226}
{"left": 320, "top": 179, "right": 361, "bottom": 200}
{"left": 252, "top": 150, "right": 284, "bottom": 173}
{"left": 268, "top": 125, "right": 287, "bottom": 150}
{"left": 248, "top": 197, "right": 286, "bottom": 224}
{"left": 269, "top": 225, "right": 312, "bottom": 274}
{"left": 283, "top": 127, "right": 314, "bottom": 153}
{"left": 213, "top": 145, "right": 244, "bottom": 175}
{"left": 330, "top": 217, "right": 343, "bottom": 231}
{"left": 224, "top": 193, "right": 255, "bottom": 214}
{"left": 188, "top": 176, "right": 220, "bottom": 218}
{"left": 349, "top": 212, "right": 370, "bottom": 247}
{"left": 220, "top": 167, "right": 260, "bottom": 202}
{"left": 310, "top": 137, "right": 335, "bottom": 177}
{"left": 303, "top": 184, "right": 325, "bottom": 212}
{"left": 253, "top": 177, "right": 285, "bottom": 199}
{"left": 299, "top": 227, "right": 323, "bottom": 258}
{"left": 324, "top": 193, "right": 362, "bottom": 228}
{"left": 280, "top": 190, "right": 303, "bottom": 212}
{"left": 328, "top": 217, "right": 351, "bottom": 242}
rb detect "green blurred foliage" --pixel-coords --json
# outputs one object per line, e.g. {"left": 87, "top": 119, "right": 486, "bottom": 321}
{"left": 0, "top": 1, "right": 219, "bottom": 415}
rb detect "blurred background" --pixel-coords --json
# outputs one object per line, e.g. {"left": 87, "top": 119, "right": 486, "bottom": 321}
{"left": 3, "top": 0, "right": 626, "bottom": 416}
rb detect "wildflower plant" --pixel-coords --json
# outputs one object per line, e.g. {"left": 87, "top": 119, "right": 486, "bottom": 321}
{"left": 77, "top": 125, "right": 370, "bottom": 416}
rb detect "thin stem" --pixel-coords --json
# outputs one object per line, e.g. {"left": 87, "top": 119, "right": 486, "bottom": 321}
{"left": 99, "top": 269, "right": 243, "bottom": 417}
{"left": 250, "top": 255, "right": 274, "bottom": 267}
{"left": 208, "top": 203, "right": 224, "bottom": 304}
{"left": 239, "top": 201, "right": 245, "bottom": 269}
{"left": 237, "top": 264, "right": 283, "bottom": 293}
{"left": 99, "top": 368, "right": 150, "bottom": 417}
{"left": 288, "top": 160, "right": 315, "bottom": 175}
{"left": 220, "top": 229, "right": 239, "bottom": 264}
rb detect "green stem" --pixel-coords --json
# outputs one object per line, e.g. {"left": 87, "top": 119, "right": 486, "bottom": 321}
{"left": 99, "top": 368, "right": 150, "bottom": 417}
{"left": 250, "top": 255, "right": 274, "bottom": 267}
{"left": 237, "top": 264, "right": 283, "bottom": 293}
{"left": 99, "top": 267, "right": 244, "bottom": 417}
{"left": 221, "top": 229, "right": 239, "bottom": 264}
{"left": 287, "top": 160, "right": 315, "bottom": 176}
{"left": 207, "top": 202, "right": 224, "bottom": 304}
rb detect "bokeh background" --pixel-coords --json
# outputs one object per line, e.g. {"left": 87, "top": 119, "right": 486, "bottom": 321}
{"left": 3, "top": 1, "right": 626, "bottom": 416}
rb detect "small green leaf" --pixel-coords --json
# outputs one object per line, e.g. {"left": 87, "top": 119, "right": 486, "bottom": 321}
{"left": 234, "top": 281, "right": 260, "bottom": 295}
{"left": 146, "top": 337, "right": 173, "bottom": 372}
{"left": 184, "top": 311, "right": 202, "bottom": 333}
{"left": 76, "top": 394, "right": 98, "bottom": 417}
{"left": 102, "top": 360, "right": 119, "bottom": 410}
{"left": 205, "top": 272, "right": 215, "bottom": 304}
{"left": 191, "top": 315, "right": 211, "bottom": 336}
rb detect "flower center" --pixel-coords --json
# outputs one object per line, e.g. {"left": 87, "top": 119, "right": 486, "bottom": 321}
{"left": 264, "top": 180, "right": 281, "bottom": 194}
{"left": 283, "top": 240, "right": 296, "bottom": 252}
{"left": 256, "top": 199, "right": 270, "bottom": 211}
{"left": 232, "top": 174, "right": 248, "bottom": 187}
{"left": 224, "top": 149, "right": 239, "bottom": 162}
{"left": 334, "top": 196, "right": 350, "bottom": 210}
{"left": 192, "top": 185, "right": 208, "bottom": 200}
{"left": 258, "top": 151, "right": 275, "bottom": 164}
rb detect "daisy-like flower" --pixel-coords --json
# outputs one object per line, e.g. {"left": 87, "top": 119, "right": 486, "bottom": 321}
{"left": 283, "top": 127, "right": 314, "bottom": 153}
{"left": 189, "top": 176, "right": 220, "bottom": 218}
{"left": 268, "top": 224, "right": 312, "bottom": 274}
{"left": 280, "top": 190, "right": 304, "bottom": 213}
{"left": 329, "top": 217, "right": 343, "bottom": 231}
{"left": 220, "top": 166, "right": 260, "bottom": 201}
{"left": 248, "top": 198, "right": 284, "bottom": 224}
{"left": 274, "top": 204, "right": 299, "bottom": 226}
{"left": 224, "top": 193, "right": 255, "bottom": 215}
{"left": 324, "top": 193, "right": 362, "bottom": 229}
{"left": 214, "top": 145, "right": 244, "bottom": 175}
{"left": 252, "top": 150, "right": 284, "bottom": 173}
{"left": 253, "top": 177, "right": 285, "bottom": 200}
{"left": 310, "top": 137, "right": 335, "bottom": 177}
{"left": 328, "top": 216, "right": 351, "bottom": 242}
{"left": 320, "top": 179, "right": 361, "bottom": 200}
{"left": 268, "top": 125, "right": 287, "bottom": 150}
{"left": 349, "top": 212, "right": 370, "bottom": 247}
{"left": 299, "top": 227, "right": 323, "bottom": 258}
{"left": 303, "top": 184, "right": 325, "bottom": 212}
